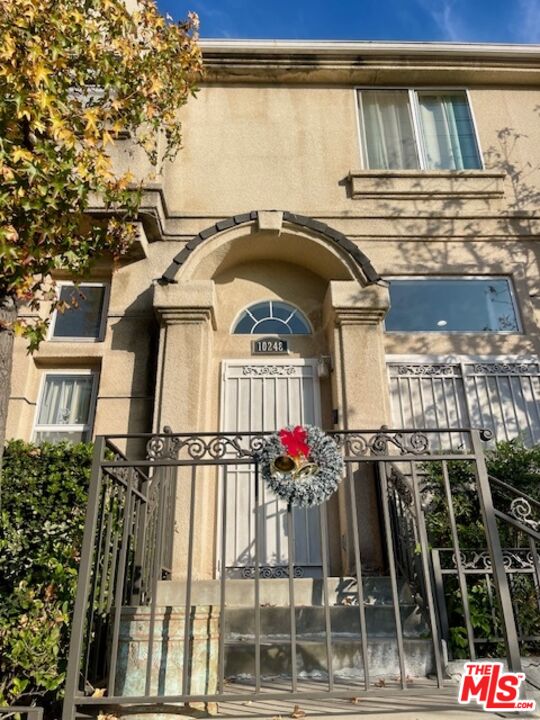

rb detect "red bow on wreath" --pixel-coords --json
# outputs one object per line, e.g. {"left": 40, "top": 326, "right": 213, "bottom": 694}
{"left": 279, "top": 425, "right": 311, "bottom": 459}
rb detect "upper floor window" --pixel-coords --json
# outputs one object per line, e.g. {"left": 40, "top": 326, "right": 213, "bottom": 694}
{"left": 34, "top": 371, "right": 98, "bottom": 443}
{"left": 385, "top": 277, "right": 520, "bottom": 333}
{"left": 50, "top": 282, "right": 108, "bottom": 341}
{"left": 357, "top": 89, "right": 482, "bottom": 171}
{"left": 233, "top": 301, "right": 311, "bottom": 335}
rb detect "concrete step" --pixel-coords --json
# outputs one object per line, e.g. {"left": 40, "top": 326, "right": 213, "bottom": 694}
{"left": 224, "top": 604, "right": 430, "bottom": 639}
{"left": 157, "top": 576, "right": 413, "bottom": 608}
{"left": 224, "top": 637, "right": 435, "bottom": 679}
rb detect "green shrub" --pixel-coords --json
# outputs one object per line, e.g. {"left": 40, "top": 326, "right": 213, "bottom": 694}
{"left": 0, "top": 440, "right": 92, "bottom": 714}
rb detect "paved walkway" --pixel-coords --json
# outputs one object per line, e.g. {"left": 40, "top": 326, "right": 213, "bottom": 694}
{"left": 216, "top": 681, "right": 502, "bottom": 720}
{"left": 217, "top": 689, "right": 501, "bottom": 720}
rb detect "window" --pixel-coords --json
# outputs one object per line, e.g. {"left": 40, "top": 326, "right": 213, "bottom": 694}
{"left": 50, "top": 282, "right": 107, "bottom": 340}
{"left": 233, "top": 301, "right": 311, "bottom": 335}
{"left": 385, "top": 278, "right": 520, "bottom": 333}
{"left": 34, "top": 372, "right": 98, "bottom": 443}
{"left": 358, "top": 89, "right": 482, "bottom": 170}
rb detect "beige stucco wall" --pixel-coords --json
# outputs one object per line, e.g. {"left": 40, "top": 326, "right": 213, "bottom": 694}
{"left": 160, "top": 83, "right": 540, "bottom": 218}
{"left": 6, "top": 54, "right": 540, "bottom": 576}
{"left": 7, "top": 76, "right": 540, "bottom": 442}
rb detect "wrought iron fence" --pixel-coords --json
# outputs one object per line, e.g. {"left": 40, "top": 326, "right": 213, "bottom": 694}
{"left": 62, "top": 427, "right": 524, "bottom": 720}
{"left": 432, "top": 472, "right": 540, "bottom": 659}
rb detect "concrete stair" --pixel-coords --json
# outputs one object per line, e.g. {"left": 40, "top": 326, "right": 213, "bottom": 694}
{"left": 224, "top": 604, "right": 430, "bottom": 639}
{"left": 222, "top": 580, "right": 434, "bottom": 680}
{"left": 156, "top": 576, "right": 435, "bottom": 681}
{"left": 156, "top": 576, "right": 415, "bottom": 608}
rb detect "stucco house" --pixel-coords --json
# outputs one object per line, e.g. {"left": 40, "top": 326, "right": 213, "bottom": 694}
{"left": 7, "top": 39, "right": 540, "bottom": 715}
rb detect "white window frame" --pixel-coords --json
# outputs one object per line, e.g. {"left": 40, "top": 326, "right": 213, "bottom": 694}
{"left": 230, "top": 299, "right": 313, "bottom": 335}
{"left": 48, "top": 281, "right": 109, "bottom": 342}
{"left": 32, "top": 369, "right": 99, "bottom": 442}
{"left": 356, "top": 87, "right": 484, "bottom": 171}
{"left": 384, "top": 275, "right": 522, "bottom": 334}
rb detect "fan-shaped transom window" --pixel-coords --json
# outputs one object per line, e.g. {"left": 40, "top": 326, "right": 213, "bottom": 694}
{"left": 233, "top": 301, "right": 311, "bottom": 335}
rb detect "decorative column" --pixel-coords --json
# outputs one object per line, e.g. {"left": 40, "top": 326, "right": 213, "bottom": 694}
{"left": 153, "top": 281, "right": 216, "bottom": 432}
{"left": 323, "top": 280, "right": 391, "bottom": 573}
{"left": 153, "top": 281, "right": 217, "bottom": 579}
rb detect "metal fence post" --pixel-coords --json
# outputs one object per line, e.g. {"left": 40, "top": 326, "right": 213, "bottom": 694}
{"left": 62, "top": 436, "right": 106, "bottom": 720}
{"left": 471, "top": 429, "right": 522, "bottom": 672}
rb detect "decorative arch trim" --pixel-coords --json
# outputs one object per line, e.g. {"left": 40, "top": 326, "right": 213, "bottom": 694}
{"left": 160, "top": 210, "right": 381, "bottom": 284}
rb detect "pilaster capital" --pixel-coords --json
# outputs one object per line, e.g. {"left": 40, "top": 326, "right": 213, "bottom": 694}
{"left": 324, "top": 281, "right": 389, "bottom": 327}
{"left": 333, "top": 307, "right": 388, "bottom": 326}
{"left": 153, "top": 280, "right": 217, "bottom": 329}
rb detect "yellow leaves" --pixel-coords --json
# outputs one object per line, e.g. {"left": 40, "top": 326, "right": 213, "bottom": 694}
{"left": 50, "top": 114, "right": 76, "bottom": 147}
{"left": 12, "top": 148, "right": 33, "bottom": 164}
{"left": 84, "top": 108, "right": 99, "bottom": 135}
{"left": 1, "top": 165, "right": 15, "bottom": 182}
{"left": 35, "top": 90, "right": 53, "bottom": 111}
{"left": 110, "top": 97, "right": 123, "bottom": 111}
{"left": 1, "top": 224, "right": 19, "bottom": 243}
{"left": 111, "top": 120, "right": 124, "bottom": 136}
{"left": 95, "top": 152, "right": 112, "bottom": 180}
{"left": 101, "top": 130, "right": 114, "bottom": 147}
{"left": 17, "top": 108, "right": 32, "bottom": 122}
{"left": 0, "top": 0, "right": 203, "bottom": 340}
{"left": 76, "top": 162, "right": 89, "bottom": 180}
{"left": 12, "top": 320, "right": 26, "bottom": 337}
{"left": 114, "top": 171, "right": 134, "bottom": 190}
{"left": 149, "top": 77, "right": 164, "bottom": 95}
{"left": 69, "top": 9, "right": 84, "bottom": 26}
{"left": 0, "top": 33, "right": 16, "bottom": 61}
{"left": 33, "top": 63, "right": 52, "bottom": 86}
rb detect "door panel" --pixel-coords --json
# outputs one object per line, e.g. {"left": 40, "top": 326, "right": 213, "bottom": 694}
{"left": 221, "top": 361, "right": 322, "bottom": 577}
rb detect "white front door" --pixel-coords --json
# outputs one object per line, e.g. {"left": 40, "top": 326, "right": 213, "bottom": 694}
{"left": 221, "top": 359, "right": 323, "bottom": 577}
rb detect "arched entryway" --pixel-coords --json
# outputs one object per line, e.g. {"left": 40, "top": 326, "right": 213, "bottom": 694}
{"left": 153, "top": 211, "right": 391, "bottom": 579}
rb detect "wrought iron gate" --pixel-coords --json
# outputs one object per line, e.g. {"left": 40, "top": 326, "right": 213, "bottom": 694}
{"left": 63, "top": 427, "right": 529, "bottom": 719}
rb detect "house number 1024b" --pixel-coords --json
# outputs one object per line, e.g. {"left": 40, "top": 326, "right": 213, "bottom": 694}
{"left": 252, "top": 337, "right": 289, "bottom": 355}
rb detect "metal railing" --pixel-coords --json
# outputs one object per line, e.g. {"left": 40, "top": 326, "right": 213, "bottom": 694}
{"left": 62, "top": 427, "right": 524, "bottom": 719}
{"left": 432, "top": 472, "right": 540, "bottom": 658}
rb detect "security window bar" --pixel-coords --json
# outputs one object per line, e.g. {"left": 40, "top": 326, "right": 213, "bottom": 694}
{"left": 233, "top": 301, "right": 311, "bottom": 335}
{"left": 385, "top": 278, "right": 520, "bottom": 333}
{"left": 51, "top": 283, "right": 107, "bottom": 340}
{"left": 358, "top": 89, "right": 482, "bottom": 170}
{"left": 34, "top": 373, "right": 97, "bottom": 443}
{"left": 387, "top": 358, "right": 540, "bottom": 446}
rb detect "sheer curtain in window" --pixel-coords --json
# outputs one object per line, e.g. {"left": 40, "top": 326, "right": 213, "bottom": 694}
{"left": 417, "top": 93, "right": 481, "bottom": 170}
{"left": 361, "top": 90, "right": 419, "bottom": 169}
{"left": 38, "top": 375, "right": 93, "bottom": 425}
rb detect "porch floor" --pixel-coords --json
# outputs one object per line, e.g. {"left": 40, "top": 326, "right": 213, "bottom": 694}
{"left": 215, "top": 679, "right": 500, "bottom": 719}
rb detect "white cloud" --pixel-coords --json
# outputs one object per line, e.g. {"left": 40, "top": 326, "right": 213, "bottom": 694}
{"left": 416, "top": 0, "right": 462, "bottom": 41}
{"left": 516, "top": 0, "right": 540, "bottom": 43}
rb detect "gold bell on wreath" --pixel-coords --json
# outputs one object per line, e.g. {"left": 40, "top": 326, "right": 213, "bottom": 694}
{"left": 271, "top": 454, "right": 319, "bottom": 480}
{"left": 272, "top": 454, "right": 297, "bottom": 473}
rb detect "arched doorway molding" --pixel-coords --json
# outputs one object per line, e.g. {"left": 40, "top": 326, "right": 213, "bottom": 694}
{"left": 160, "top": 210, "right": 382, "bottom": 286}
{"left": 152, "top": 211, "right": 390, "bottom": 577}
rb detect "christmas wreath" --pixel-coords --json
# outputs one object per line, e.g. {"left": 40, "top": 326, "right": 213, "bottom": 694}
{"left": 258, "top": 425, "right": 344, "bottom": 507}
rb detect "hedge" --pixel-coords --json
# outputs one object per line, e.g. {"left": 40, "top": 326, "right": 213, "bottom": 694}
{"left": 0, "top": 440, "right": 92, "bottom": 716}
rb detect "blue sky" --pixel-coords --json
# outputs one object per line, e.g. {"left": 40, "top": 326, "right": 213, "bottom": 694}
{"left": 157, "top": 0, "right": 540, "bottom": 44}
